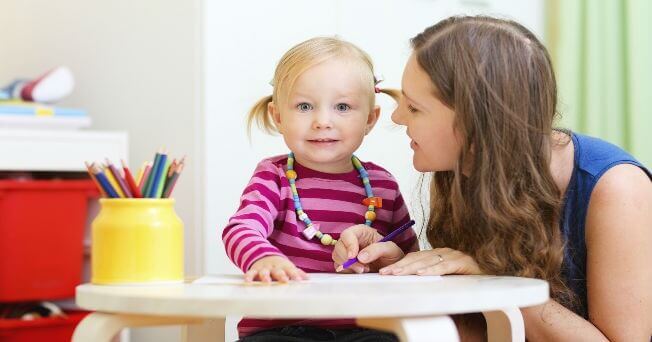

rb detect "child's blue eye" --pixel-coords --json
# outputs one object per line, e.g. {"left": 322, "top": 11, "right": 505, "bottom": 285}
{"left": 297, "top": 103, "right": 313, "bottom": 112}
{"left": 335, "top": 103, "right": 350, "bottom": 112}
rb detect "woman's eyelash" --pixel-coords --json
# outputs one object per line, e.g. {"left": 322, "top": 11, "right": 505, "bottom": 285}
{"left": 407, "top": 104, "right": 418, "bottom": 113}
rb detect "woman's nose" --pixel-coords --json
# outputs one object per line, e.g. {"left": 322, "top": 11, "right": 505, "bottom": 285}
{"left": 391, "top": 107, "right": 405, "bottom": 125}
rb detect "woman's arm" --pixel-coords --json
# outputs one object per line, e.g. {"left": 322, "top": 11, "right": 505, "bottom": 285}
{"left": 524, "top": 164, "right": 652, "bottom": 341}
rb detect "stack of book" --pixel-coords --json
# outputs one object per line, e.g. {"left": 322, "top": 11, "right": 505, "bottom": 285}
{"left": 0, "top": 100, "right": 91, "bottom": 130}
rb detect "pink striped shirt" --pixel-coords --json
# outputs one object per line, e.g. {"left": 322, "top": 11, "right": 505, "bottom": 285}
{"left": 222, "top": 155, "right": 416, "bottom": 336}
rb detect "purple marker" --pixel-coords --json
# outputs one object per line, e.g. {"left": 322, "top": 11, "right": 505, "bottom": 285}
{"left": 338, "top": 220, "right": 416, "bottom": 271}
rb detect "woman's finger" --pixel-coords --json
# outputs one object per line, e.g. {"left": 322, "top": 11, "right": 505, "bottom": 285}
{"left": 416, "top": 260, "right": 456, "bottom": 276}
{"left": 379, "top": 251, "right": 434, "bottom": 274}
{"left": 390, "top": 253, "right": 444, "bottom": 275}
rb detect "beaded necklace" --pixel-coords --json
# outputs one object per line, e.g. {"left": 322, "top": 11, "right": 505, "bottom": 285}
{"left": 285, "top": 152, "right": 382, "bottom": 246}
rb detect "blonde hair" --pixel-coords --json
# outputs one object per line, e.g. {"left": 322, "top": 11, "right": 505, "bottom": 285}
{"left": 247, "top": 37, "right": 400, "bottom": 135}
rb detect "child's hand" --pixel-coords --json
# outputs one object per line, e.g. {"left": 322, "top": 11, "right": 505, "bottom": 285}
{"left": 333, "top": 224, "right": 406, "bottom": 273}
{"left": 245, "top": 256, "right": 308, "bottom": 283}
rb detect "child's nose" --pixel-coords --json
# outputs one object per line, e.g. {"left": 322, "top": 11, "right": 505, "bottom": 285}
{"left": 312, "top": 110, "right": 333, "bottom": 129}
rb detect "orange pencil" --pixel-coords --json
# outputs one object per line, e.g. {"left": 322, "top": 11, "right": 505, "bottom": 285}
{"left": 85, "top": 161, "right": 107, "bottom": 197}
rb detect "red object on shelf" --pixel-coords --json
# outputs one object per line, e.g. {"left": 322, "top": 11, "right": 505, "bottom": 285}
{"left": 0, "top": 310, "right": 89, "bottom": 342}
{"left": 0, "top": 180, "right": 98, "bottom": 302}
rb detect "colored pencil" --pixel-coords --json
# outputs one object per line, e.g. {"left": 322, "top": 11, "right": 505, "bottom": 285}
{"left": 121, "top": 160, "right": 142, "bottom": 198}
{"left": 143, "top": 151, "right": 163, "bottom": 197}
{"left": 91, "top": 164, "right": 120, "bottom": 198}
{"left": 139, "top": 162, "right": 152, "bottom": 191}
{"left": 337, "top": 220, "right": 416, "bottom": 271}
{"left": 103, "top": 164, "right": 125, "bottom": 198}
{"left": 85, "top": 162, "right": 107, "bottom": 197}
{"left": 147, "top": 152, "right": 168, "bottom": 198}
{"left": 106, "top": 159, "right": 132, "bottom": 198}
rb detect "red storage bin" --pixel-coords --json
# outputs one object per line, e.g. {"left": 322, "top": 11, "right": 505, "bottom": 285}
{"left": 0, "top": 310, "right": 89, "bottom": 342}
{"left": 0, "top": 180, "right": 98, "bottom": 302}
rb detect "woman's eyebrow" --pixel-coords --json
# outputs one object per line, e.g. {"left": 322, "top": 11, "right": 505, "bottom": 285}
{"left": 401, "top": 89, "right": 426, "bottom": 110}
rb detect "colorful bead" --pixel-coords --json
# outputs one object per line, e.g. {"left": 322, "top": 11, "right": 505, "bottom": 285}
{"left": 287, "top": 152, "right": 376, "bottom": 246}
{"left": 320, "top": 234, "right": 333, "bottom": 245}
{"left": 362, "top": 197, "right": 383, "bottom": 208}
{"left": 286, "top": 170, "right": 297, "bottom": 179}
{"left": 302, "top": 224, "right": 319, "bottom": 240}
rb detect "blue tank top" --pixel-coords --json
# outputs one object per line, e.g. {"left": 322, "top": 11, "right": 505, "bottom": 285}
{"left": 561, "top": 133, "right": 651, "bottom": 317}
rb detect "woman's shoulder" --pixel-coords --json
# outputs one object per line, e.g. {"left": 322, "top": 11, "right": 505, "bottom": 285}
{"left": 572, "top": 133, "right": 650, "bottom": 179}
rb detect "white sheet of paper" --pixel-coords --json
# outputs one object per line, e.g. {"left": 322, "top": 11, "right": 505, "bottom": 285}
{"left": 193, "top": 273, "right": 441, "bottom": 285}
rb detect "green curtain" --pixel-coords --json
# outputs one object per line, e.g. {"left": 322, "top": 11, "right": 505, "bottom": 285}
{"left": 547, "top": 0, "right": 651, "bottom": 166}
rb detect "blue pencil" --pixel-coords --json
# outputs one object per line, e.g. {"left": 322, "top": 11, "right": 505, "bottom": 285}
{"left": 143, "top": 151, "right": 162, "bottom": 197}
{"left": 92, "top": 165, "right": 120, "bottom": 198}
{"left": 147, "top": 152, "right": 168, "bottom": 198}
{"left": 338, "top": 220, "right": 416, "bottom": 271}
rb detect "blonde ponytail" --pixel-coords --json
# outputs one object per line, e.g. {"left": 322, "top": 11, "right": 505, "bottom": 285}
{"left": 377, "top": 88, "right": 402, "bottom": 103}
{"left": 246, "top": 95, "right": 277, "bottom": 136}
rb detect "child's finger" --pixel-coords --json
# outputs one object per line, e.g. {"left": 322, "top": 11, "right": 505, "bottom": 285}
{"left": 288, "top": 267, "right": 309, "bottom": 281}
{"left": 334, "top": 262, "right": 354, "bottom": 273}
{"left": 271, "top": 268, "right": 289, "bottom": 283}
{"left": 258, "top": 268, "right": 272, "bottom": 283}
{"left": 332, "top": 242, "right": 349, "bottom": 264}
{"left": 338, "top": 228, "right": 362, "bottom": 259}
{"left": 244, "top": 269, "right": 258, "bottom": 282}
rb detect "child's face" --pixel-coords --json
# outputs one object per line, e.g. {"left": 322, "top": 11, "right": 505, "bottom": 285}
{"left": 392, "top": 53, "right": 462, "bottom": 172}
{"left": 270, "top": 58, "right": 380, "bottom": 173}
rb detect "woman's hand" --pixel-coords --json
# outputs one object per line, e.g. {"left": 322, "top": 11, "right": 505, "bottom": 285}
{"left": 332, "top": 224, "right": 406, "bottom": 273}
{"left": 245, "top": 256, "right": 308, "bottom": 283}
{"left": 379, "top": 248, "right": 484, "bottom": 276}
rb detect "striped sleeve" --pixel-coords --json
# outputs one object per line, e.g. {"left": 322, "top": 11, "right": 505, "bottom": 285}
{"left": 222, "top": 160, "right": 287, "bottom": 272}
{"left": 389, "top": 181, "right": 418, "bottom": 253}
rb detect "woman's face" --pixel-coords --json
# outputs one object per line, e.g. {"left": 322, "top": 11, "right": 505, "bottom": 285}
{"left": 392, "top": 53, "right": 462, "bottom": 172}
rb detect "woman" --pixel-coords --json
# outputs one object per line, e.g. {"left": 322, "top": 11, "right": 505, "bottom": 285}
{"left": 333, "top": 16, "right": 652, "bottom": 341}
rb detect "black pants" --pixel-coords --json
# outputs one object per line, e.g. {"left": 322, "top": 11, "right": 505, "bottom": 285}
{"left": 238, "top": 326, "right": 398, "bottom": 342}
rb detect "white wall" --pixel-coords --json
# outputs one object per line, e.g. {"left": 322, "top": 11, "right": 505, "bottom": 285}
{"left": 204, "top": 0, "right": 545, "bottom": 275}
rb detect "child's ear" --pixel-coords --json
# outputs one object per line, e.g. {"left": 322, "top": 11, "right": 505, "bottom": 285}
{"left": 365, "top": 105, "right": 381, "bottom": 135}
{"left": 268, "top": 102, "right": 283, "bottom": 133}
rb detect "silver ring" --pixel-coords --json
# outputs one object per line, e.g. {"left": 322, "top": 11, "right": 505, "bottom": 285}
{"left": 436, "top": 254, "right": 444, "bottom": 263}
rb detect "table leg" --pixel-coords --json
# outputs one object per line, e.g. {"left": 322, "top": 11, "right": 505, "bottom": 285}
{"left": 182, "top": 318, "right": 226, "bottom": 342}
{"left": 482, "top": 307, "right": 525, "bottom": 342}
{"left": 71, "top": 312, "right": 203, "bottom": 342}
{"left": 357, "top": 315, "right": 459, "bottom": 342}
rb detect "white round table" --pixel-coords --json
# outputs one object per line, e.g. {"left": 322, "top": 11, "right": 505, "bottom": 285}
{"left": 73, "top": 274, "right": 548, "bottom": 342}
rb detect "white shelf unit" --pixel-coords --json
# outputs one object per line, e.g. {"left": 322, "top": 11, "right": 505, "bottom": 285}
{"left": 0, "top": 128, "right": 128, "bottom": 309}
{"left": 0, "top": 129, "right": 128, "bottom": 171}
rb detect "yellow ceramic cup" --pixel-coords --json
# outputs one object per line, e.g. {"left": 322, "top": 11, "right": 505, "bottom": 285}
{"left": 91, "top": 198, "right": 184, "bottom": 284}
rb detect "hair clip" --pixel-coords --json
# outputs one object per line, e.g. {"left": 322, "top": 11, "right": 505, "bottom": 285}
{"left": 373, "top": 74, "right": 385, "bottom": 85}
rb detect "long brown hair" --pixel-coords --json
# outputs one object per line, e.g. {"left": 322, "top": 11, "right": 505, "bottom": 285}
{"left": 413, "top": 16, "right": 575, "bottom": 308}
